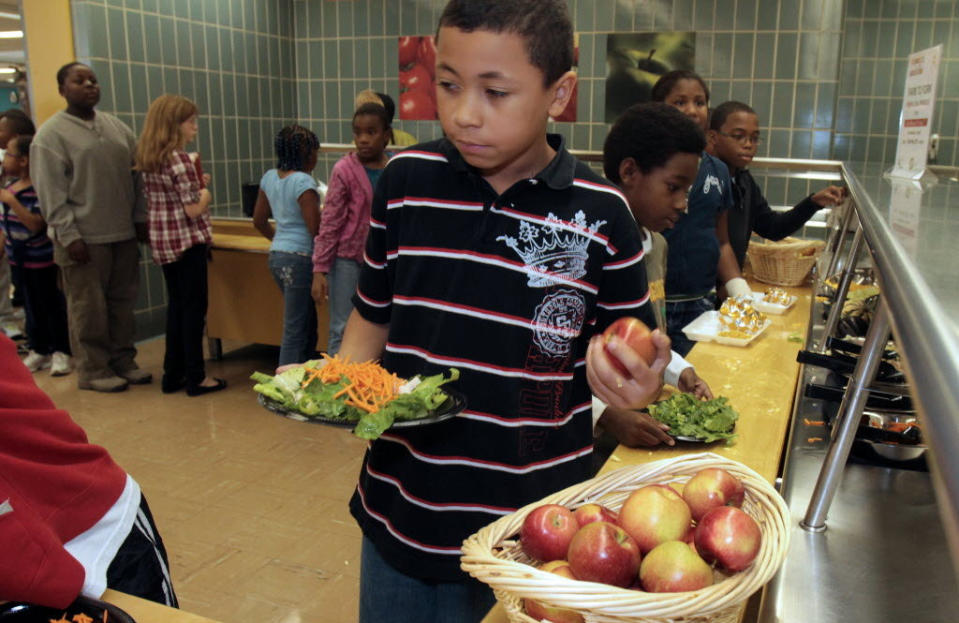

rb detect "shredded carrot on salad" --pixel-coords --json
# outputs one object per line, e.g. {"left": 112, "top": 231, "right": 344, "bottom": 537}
{"left": 301, "top": 354, "right": 402, "bottom": 413}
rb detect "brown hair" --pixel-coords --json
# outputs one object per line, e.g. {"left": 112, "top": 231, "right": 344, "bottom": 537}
{"left": 135, "top": 94, "right": 199, "bottom": 173}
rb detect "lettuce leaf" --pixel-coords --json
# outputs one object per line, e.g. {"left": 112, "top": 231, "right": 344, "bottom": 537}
{"left": 251, "top": 365, "right": 460, "bottom": 440}
{"left": 648, "top": 393, "right": 739, "bottom": 444}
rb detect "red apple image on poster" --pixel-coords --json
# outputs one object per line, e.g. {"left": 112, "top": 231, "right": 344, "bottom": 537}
{"left": 398, "top": 35, "right": 438, "bottom": 120}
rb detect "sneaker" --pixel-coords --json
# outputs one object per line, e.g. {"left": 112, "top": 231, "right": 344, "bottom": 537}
{"left": 78, "top": 376, "right": 129, "bottom": 392}
{"left": 23, "top": 351, "right": 51, "bottom": 372}
{"left": 50, "top": 352, "right": 73, "bottom": 376}
{"left": 116, "top": 367, "right": 153, "bottom": 385}
{"left": 1, "top": 322, "right": 23, "bottom": 340}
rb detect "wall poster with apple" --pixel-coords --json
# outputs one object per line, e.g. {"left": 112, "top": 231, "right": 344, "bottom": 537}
{"left": 398, "top": 35, "right": 438, "bottom": 120}
{"left": 605, "top": 32, "right": 695, "bottom": 122}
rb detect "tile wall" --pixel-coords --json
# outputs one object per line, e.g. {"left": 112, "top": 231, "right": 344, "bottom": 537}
{"left": 295, "top": 0, "right": 847, "bottom": 206}
{"left": 70, "top": 0, "right": 297, "bottom": 335}
{"left": 65, "top": 0, "right": 958, "bottom": 334}
{"left": 835, "top": 0, "right": 959, "bottom": 168}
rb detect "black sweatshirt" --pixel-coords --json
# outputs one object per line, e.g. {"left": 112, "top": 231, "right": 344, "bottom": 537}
{"left": 728, "top": 168, "right": 822, "bottom": 268}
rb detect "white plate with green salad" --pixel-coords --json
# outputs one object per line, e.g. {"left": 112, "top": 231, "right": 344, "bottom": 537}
{"left": 251, "top": 357, "right": 464, "bottom": 440}
{"left": 647, "top": 393, "right": 740, "bottom": 443}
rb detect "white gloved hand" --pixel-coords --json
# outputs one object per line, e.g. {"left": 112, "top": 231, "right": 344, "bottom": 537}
{"left": 725, "top": 277, "right": 752, "bottom": 299}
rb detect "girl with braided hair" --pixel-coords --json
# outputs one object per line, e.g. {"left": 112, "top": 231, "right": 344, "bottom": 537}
{"left": 253, "top": 125, "right": 321, "bottom": 365}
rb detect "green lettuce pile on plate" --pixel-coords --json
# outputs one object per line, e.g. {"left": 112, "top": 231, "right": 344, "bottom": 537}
{"left": 251, "top": 361, "right": 459, "bottom": 440}
{"left": 648, "top": 393, "right": 739, "bottom": 443}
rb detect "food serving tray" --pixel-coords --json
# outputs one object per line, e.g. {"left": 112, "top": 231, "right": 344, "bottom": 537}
{"left": 750, "top": 291, "right": 798, "bottom": 315}
{"left": 258, "top": 386, "right": 467, "bottom": 429}
{"left": 682, "top": 310, "right": 770, "bottom": 346}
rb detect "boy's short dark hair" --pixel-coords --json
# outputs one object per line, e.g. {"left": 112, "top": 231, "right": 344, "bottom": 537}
{"left": 709, "top": 101, "right": 756, "bottom": 131}
{"left": 603, "top": 102, "right": 706, "bottom": 184}
{"left": 650, "top": 70, "right": 711, "bottom": 104}
{"left": 56, "top": 62, "right": 87, "bottom": 87}
{"left": 13, "top": 134, "right": 33, "bottom": 157}
{"left": 354, "top": 102, "right": 391, "bottom": 130}
{"left": 0, "top": 109, "right": 35, "bottom": 135}
{"left": 437, "top": 0, "right": 573, "bottom": 86}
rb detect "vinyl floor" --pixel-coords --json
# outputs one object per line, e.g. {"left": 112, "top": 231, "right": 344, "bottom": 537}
{"left": 32, "top": 338, "right": 367, "bottom": 623}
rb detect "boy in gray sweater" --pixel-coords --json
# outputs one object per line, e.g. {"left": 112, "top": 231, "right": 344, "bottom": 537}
{"left": 31, "top": 62, "right": 151, "bottom": 392}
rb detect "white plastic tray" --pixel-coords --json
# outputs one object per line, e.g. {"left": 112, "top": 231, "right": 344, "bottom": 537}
{"left": 682, "top": 310, "right": 771, "bottom": 346}
{"left": 750, "top": 291, "right": 798, "bottom": 315}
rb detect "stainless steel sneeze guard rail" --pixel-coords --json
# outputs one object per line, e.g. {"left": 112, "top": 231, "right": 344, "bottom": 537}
{"left": 839, "top": 162, "right": 959, "bottom": 573}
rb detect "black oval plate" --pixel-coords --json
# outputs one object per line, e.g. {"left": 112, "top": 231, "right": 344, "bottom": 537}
{"left": 258, "top": 386, "right": 467, "bottom": 429}
{"left": 0, "top": 596, "right": 136, "bottom": 623}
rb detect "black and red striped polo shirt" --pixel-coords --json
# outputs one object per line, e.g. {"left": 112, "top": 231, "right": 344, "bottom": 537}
{"left": 349, "top": 135, "right": 654, "bottom": 580}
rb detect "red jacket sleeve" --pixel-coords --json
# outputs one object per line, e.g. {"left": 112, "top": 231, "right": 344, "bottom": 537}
{"left": 0, "top": 335, "right": 85, "bottom": 607}
{"left": 0, "top": 485, "right": 84, "bottom": 608}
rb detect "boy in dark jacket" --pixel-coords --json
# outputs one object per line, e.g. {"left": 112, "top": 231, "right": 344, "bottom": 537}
{"left": 708, "top": 100, "right": 845, "bottom": 268}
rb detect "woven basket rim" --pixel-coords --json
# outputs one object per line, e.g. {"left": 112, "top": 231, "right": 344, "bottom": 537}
{"left": 460, "top": 453, "right": 791, "bottom": 622}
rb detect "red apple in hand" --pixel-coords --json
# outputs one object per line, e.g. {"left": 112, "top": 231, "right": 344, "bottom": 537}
{"left": 521, "top": 504, "right": 578, "bottom": 562}
{"left": 619, "top": 484, "right": 692, "bottom": 554}
{"left": 682, "top": 468, "right": 746, "bottom": 521}
{"left": 524, "top": 560, "right": 583, "bottom": 623}
{"left": 573, "top": 503, "right": 619, "bottom": 528}
{"left": 602, "top": 317, "right": 656, "bottom": 374}
{"left": 639, "top": 541, "right": 714, "bottom": 593}
{"left": 567, "top": 521, "right": 641, "bottom": 587}
{"left": 695, "top": 506, "right": 762, "bottom": 572}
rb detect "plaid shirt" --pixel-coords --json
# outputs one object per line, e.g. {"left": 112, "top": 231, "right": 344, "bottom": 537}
{"left": 143, "top": 150, "right": 212, "bottom": 265}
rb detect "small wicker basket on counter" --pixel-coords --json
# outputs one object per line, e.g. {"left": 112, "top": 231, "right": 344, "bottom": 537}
{"left": 461, "top": 453, "right": 790, "bottom": 623}
{"left": 747, "top": 237, "right": 826, "bottom": 287}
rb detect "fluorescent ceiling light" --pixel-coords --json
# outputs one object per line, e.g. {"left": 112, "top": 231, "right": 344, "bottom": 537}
{"left": 0, "top": 12, "right": 20, "bottom": 20}
{"left": 0, "top": 67, "right": 15, "bottom": 74}
{"left": 0, "top": 30, "right": 22, "bottom": 38}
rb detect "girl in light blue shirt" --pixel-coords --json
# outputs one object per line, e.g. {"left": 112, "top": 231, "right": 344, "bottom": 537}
{"left": 253, "top": 125, "right": 321, "bottom": 365}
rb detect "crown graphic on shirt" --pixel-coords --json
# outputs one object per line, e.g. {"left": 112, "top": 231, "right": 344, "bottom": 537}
{"left": 498, "top": 211, "right": 606, "bottom": 287}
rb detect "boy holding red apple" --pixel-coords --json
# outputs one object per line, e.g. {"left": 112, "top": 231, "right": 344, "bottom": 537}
{"left": 591, "top": 102, "right": 716, "bottom": 452}
{"left": 335, "top": 1, "right": 669, "bottom": 620}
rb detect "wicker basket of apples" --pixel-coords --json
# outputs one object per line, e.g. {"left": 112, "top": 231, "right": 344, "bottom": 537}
{"left": 460, "top": 452, "right": 790, "bottom": 623}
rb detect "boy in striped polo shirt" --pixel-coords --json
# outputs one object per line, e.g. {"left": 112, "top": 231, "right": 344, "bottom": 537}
{"left": 338, "top": 1, "right": 671, "bottom": 620}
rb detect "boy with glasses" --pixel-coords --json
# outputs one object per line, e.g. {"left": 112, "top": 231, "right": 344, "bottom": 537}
{"left": 708, "top": 101, "right": 845, "bottom": 268}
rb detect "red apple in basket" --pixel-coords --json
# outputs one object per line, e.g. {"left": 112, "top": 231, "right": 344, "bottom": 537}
{"left": 639, "top": 541, "right": 714, "bottom": 593}
{"left": 573, "top": 503, "right": 619, "bottom": 528}
{"left": 524, "top": 560, "right": 584, "bottom": 623}
{"left": 619, "top": 484, "right": 692, "bottom": 554}
{"left": 694, "top": 506, "right": 762, "bottom": 572}
{"left": 521, "top": 504, "right": 578, "bottom": 562}
{"left": 602, "top": 317, "right": 656, "bottom": 373}
{"left": 566, "top": 521, "right": 641, "bottom": 588}
{"left": 682, "top": 468, "right": 746, "bottom": 521}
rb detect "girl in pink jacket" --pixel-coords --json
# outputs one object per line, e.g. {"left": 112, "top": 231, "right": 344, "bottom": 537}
{"left": 311, "top": 103, "right": 392, "bottom": 354}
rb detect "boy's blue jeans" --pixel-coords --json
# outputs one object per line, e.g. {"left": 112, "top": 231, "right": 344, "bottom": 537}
{"left": 268, "top": 251, "right": 317, "bottom": 366}
{"left": 326, "top": 257, "right": 361, "bottom": 355}
{"left": 359, "top": 536, "right": 496, "bottom": 623}
{"left": 665, "top": 293, "right": 716, "bottom": 357}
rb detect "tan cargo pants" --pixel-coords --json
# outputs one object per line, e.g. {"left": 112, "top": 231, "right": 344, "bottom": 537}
{"left": 56, "top": 238, "right": 141, "bottom": 383}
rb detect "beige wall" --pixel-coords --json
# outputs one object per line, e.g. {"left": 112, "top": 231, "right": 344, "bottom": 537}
{"left": 22, "top": 0, "right": 74, "bottom": 125}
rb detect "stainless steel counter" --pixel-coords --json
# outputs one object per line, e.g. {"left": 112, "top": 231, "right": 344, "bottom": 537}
{"left": 758, "top": 162, "right": 959, "bottom": 622}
